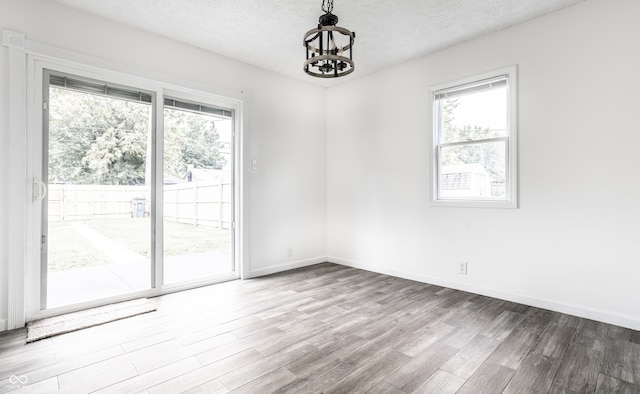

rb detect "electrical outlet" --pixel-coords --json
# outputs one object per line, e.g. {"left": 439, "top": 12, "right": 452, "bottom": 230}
{"left": 458, "top": 261, "right": 468, "bottom": 275}
{"left": 287, "top": 247, "right": 293, "bottom": 257}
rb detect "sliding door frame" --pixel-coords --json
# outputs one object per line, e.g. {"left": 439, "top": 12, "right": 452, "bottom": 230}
{"left": 23, "top": 52, "right": 245, "bottom": 322}
{"left": 40, "top": 68, "right": 159, "bottom": 310}
{"left": 160, "top": 90, "right": 238, "bottom": 292}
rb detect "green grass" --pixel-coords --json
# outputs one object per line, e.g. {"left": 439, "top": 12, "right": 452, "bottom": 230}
{"left": 82, "top": 218, "right": 231, "bottom": 257}
{"left": 164, "top": 220, "right": 231, "bottom": 256}
{"left": 47, "top": 218, "right": 231, "bottom": 271}
{"left": 81, "top": 218, "right": 152, "bottom": 257}
{"left": 48, "top": 221, "right": 111, "bottom": 271}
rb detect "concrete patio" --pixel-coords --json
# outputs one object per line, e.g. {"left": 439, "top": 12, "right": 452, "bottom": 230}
{"left": 47, "top": 251, "right": 233, "bottom": 308}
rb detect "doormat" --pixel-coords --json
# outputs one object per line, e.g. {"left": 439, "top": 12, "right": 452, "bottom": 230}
{"left": 26, "top": 298, "right": 156, "bottom": 343}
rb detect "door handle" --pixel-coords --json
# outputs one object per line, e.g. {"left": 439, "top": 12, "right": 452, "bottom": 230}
{"left": 33, "top": 178, "right": 47, "bottom": 202}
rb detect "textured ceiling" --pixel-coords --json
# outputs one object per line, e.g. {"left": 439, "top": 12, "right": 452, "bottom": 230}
{"left": 54, "top": 0, "right": 585, "bottom": 87}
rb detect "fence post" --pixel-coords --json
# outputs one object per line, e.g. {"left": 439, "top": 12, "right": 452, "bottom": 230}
{"left": 89, "top": 184, "right": 94, "bottom": 219}
{"left": 193, "top": 183, "right": 198, "bottom": 226}
{"left": 60, "top": 184, "right": 65, "bottom": 221}
{"left": 175, "top": 187, "right": 179, "bottom": 223}
{"left": 218, "top": 177, "right": 224, "bottom": 229}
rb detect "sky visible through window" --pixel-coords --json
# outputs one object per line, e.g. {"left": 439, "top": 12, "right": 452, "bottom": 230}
{"left": 449, "top": 87, "right": 507, "bottom": 133}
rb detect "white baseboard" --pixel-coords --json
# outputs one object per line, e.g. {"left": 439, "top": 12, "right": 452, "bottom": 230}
{"left": 246, "top": 256, "right": 328, "bottom": 279}
{"left": 328, "top": 256, "right": 640, "bottom": 331}
{"left": 0, "top": 319, "right": 7, "bottom": 332}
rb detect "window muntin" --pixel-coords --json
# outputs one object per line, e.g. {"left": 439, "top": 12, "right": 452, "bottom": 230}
{"left": 432, "top": 68, "right": 517, "bottom": 207}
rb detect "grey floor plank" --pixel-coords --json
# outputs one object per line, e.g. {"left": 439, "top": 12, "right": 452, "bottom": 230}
{"left": 411, "top": 370, "right": 466, "bottom": 394}
{"left": 148, "top": 348, "right": 263, "bottom": 394}
{"left": 534, "top": 323, "right": 576, "bottom": 359}
{"left": 502, "top": 352, "right": 562, "bottom": 394}
{"left": 572, "top": 319, "right": 609, "bottom": 353}
{"left": 274, "top": 360, "right": 355, "bottom": 394}
{"left": 603, "top": 338, "right": 640, "bottom": 385}
{"left": 326, "top": 349, "right": 410, "bottom": 394}
{"left": 286, "top": 334, "right": 369, "bottom": 379}
{"left": 440, "top": 333, "right": 502, "bottom": 379}
{"left": 595, "top": 373, "right": 640, "bottom": 394}
{"left": 367, "top": 380, "right": 406, "bottom": 394}
{"left": 5, "top": 345, "right": 124, "bottom": 388}
{"left": 217, "top": 342, "right": 316, "bottom": 390}
{"left": 94, "top": 357, "right": 202, "bottom": 394}
{"left": 194, "top": 326, "right": 283, "bottom": 365}
{"left": 398, "top": 321, "right": 456, "bottom": 357}
{"left": 229, "top": 367, "right": 297, "bottom": 394}
{"left": 57, "top": 358, "right": 139, "bottom": 393}
{"left": 549, "top": 344, "right": 601, "bottom": 393}
{"left": 483, "top": 310, "right": 525, "bottom": 341}
{"left": 182, "top": 378, "right": 229, "bottom": 394}
{"left": 384, "top": 342, "right": 458, "bottom": 392}
{"left": 1, "top": 263, "right": 638, "bottom": 394}
{"left": 487, "top": 327, "right": 540, "bottom": 370}
{"left": 456, "top": 361, "right": 515, "bottom": 394}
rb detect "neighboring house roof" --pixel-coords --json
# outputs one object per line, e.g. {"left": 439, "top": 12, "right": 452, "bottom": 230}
{"left": 163, "top": 173, "right": 183, "bottom": 185}
{"left": 183, "top": 168, "right": 228, "bottom": 182}
{"left": 441, "top": 163, "right": 488, "bottom": 175}
{"left": 441, "top": 163, "right": 489, "bottom": 190}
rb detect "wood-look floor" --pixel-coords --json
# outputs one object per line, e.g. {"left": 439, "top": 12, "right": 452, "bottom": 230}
{"left": 1, "top": 263, "right": 639, "bottom": 393}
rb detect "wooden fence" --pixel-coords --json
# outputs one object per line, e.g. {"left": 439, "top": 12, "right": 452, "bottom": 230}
{"left": 164, "top": 178, "right": 232, "bottom": 229}
{"left": 48, "top": 179, "right": 232, "bottom": 229}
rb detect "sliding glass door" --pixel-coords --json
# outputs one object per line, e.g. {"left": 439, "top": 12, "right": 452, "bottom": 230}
{"left": 40, "top": 69, "right": 235, "bottom": 311}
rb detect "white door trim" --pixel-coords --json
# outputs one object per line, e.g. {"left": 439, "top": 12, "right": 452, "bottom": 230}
{"left": 2, "top": 30, "right": 28, "bottom": 330}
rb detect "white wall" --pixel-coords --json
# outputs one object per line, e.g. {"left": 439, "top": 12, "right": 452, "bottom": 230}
{"left": 2, "top": 0, "right": 638, "bottom": 332}
{"left": 0, "top": 0, "right": 327, "bottom": 328}
{"left": 327, "top": 0, "right": 640, "bottom": 330}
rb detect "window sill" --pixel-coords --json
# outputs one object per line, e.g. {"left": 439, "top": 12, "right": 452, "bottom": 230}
{"left": 430, "top": 199, "right": 518, "bottom": 209}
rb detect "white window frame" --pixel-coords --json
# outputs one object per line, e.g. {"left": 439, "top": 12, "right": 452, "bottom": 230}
{"left": 430, "top": 66, "right": 518, "bottom": 208}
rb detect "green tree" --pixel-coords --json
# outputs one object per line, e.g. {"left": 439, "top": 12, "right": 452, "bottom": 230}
{"left": 49, "top": 87, "right": 151, "bottom": 185}
{"left": 48, "top": 88, "right": 227, "bottom": 185}
{"left": 163, "top": 108, "right": 227, "bottom": 179}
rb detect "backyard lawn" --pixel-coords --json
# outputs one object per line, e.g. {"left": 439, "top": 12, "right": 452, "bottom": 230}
{"left": 48, "top": 220, "right": 111, "bottom": 271}
{"left": 48, "top": 218, "right": 231, "bottom": 271}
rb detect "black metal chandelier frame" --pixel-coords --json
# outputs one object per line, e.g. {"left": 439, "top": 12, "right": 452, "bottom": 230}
{"left": 303, "top": 0, "right": 355, "bottom": 78}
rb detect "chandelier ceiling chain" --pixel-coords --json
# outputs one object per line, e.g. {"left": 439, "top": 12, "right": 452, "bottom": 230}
{"left": 321, "top": 0, "right": 334, "bottom": 14}
{"left": 303, "top": 0, "right": 355, "bottom": 78}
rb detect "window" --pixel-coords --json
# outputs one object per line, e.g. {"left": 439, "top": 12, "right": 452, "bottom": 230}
{"left": 431, "top": 66, "right": 517, "bottom": 208}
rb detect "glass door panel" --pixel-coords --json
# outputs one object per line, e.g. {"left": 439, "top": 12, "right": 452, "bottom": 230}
{"left": 43, "top": 71, "right": 154, "bottom": 308}
{"left": 163, "top": 101, "right": 234, "bottom": 284}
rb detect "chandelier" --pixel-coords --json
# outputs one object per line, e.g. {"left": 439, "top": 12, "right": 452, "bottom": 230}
{"left": 303, "top": 0, "right": 355, "bottom": 78}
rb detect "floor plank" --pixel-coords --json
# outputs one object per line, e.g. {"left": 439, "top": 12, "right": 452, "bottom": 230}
{"left": 384, "top": 342, "right": 458, "bottom": 392}
{"left": 456, "top": 361, "right": 515, "bottom": 394}
{"left": 411, "top": 370, "right": 466, "bottom": 394}
{"left": 548, "top": 344, "right": 601, "bottom": 393}
{"left": 487, "top": 327, "right": 540, "bottom": 370}
{"left": 501, "top": 352, "right": 562, "bottom": 394}
{"left": 603, "top": 338, "right": 640, "bottom": 384}
{"left": 595, "top": 373, "right": 640, "bottom": 394}
{"left": 440, "top": 333, "right": 501, "bottom": 379}
{"left": 0, "top": 262, "right": 639, "bottom": 393}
